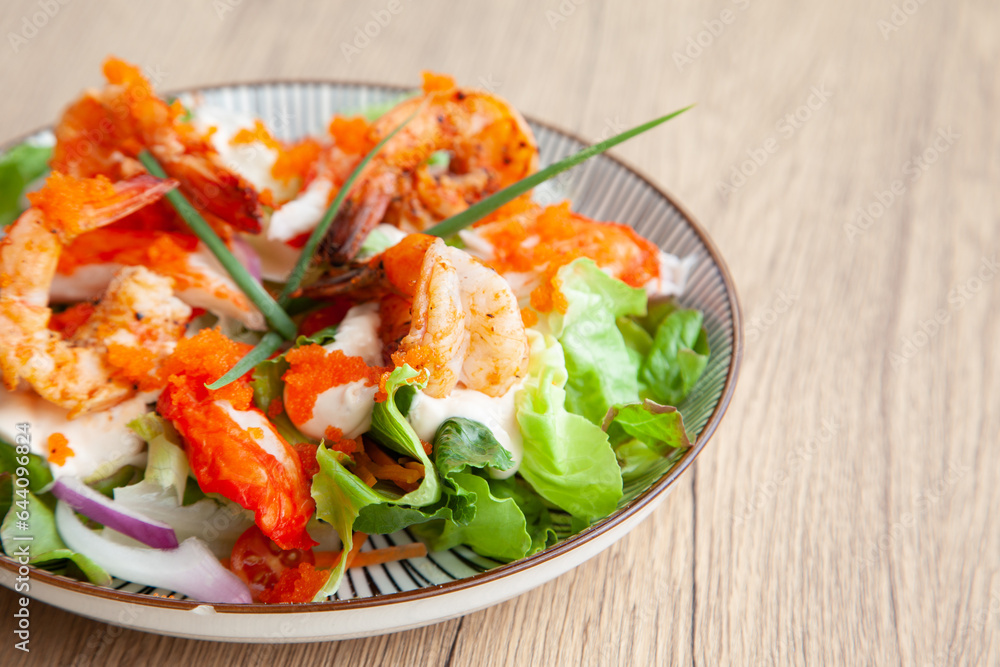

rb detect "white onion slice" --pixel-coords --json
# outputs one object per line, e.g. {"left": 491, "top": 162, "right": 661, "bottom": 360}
{"left": 55, "top": 501, "right": 252, "bottom": 604}
{"left": 51, "top": 477, "right": 179, "bottom": 549}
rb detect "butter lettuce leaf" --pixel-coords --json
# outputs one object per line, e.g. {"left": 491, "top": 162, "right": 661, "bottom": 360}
{"left": 516, "top": 331, "right": 623, "bottom": 522}
{"left": 638, "top": 307, "right": 710, "bottom": 406}
{"left": 546, "top": 259, "right": 648, "bottom": 425}
{"left": 604, "top": 400, "right": 692, "bottom": 482}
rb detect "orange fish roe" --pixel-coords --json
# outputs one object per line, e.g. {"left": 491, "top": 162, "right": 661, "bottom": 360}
{"left": 47, "top": 433, "right": 74, "bottom": 466}
{"left": 266, "top": 397, "right": 285, "bottom": 419}
{"left": 231, "top": 119, "right": 282, "bottom": 151}
{"left": 293, "top": 442, "right": 321, "bottom": 479}
{"left": 106, "top": 343, "right": 160, "bottom": 391}
{"left": 422, "top": 71, "right": 456, "bottom": 94}
{"left": 520, "top": 307, "right": 539, "bottom": 328}
{"left": 57, "top": 229, "right": 198, "bottom": 275}
{"left": 282, "top": 346, "right": 389, "bottom": 425}
{"left": 27, "top": 173, "right": 124, "bottom": 240}
{"left": 328, "top": 116, "right": 372, "bottom": 155}
{"left": 272, "top": 138, "right": 322, "bottom": 183}
{"left": 158, "top": 328, "right": 255, "bottom": 409}
{"left": 323, "top": 426, "right": 344, "bottom": 442}
{"left": 258, "top": 563, "right": 328, "bottom": 604}
{"left": 247, "top": 427, "right": 264, "bottom": 440}
{"left": 476, "top": 201, "right": 661, "bottom": 314}
{"left": 48, "top": 302, "right": 96, "bottom": 338}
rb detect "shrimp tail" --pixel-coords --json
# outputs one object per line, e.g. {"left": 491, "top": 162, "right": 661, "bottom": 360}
{"left": 320, "top": 171, "right": 396, "bottom": 264}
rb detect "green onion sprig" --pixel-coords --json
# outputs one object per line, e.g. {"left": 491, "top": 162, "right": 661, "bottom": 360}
{"left": 137, "top": 150, "right": 297, "bottom": 340}
{"left": 424, "top": 105, "right": 694, "bottom": 238}
{"left": 205, "top": 110, "right": 418, "bottom": 390}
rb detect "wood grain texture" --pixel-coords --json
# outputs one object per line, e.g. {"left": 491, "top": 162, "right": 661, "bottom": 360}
{"left": 1, "top": 0, "right": 997, "bottom": 664}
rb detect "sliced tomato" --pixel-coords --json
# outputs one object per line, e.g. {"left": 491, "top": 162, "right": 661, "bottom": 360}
{"left": 230, "top": 525, "right": 316, "bottom": 602}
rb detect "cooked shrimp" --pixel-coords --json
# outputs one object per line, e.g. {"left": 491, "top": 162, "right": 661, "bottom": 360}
{"left": 320, "top": 73, "right": 538, "bottom": 263}
{"left": 394, "top": 238, "right": 528, "bottom": 398}
{"left": 51, "top": 57, "right": 263, "bottom": 233}
{"left": 0, "top": 173, "right": 191, "bottom": 417}
{"left": 52, "top": 229, "right": 265, "bottom": 330}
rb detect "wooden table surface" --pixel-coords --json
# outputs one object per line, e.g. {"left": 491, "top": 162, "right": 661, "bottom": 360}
{"left": 2, "top": 0, "right": 997, "bottom": 664}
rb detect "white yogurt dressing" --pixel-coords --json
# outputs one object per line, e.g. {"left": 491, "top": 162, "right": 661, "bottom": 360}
{"left": 287, "top": 303, "right": 384, "bottom": 440}
{"left": 0, "top": 391, "right": 154, "bottom": 480}
{"left": 406, "top": 383, "right": 524, "bottom": 479}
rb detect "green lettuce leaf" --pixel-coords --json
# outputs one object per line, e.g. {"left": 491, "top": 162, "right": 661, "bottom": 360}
{"left": 410, "top": 472, "right": 531, "bottom": 561}
{"left": 433, "top": 418, "right": 513, "bottom": 477}
{"left": 0, "top": 143, "right": 51, "bottom": 227}
{"left": 357, "top": 417, "right": 542, "bottom": 562}
{"left": 0, "top": 438, "right": 53, "bottom": 493}
{"left": 546, "top": 258, "right": 648, "bottom": 424}
{"left": 310, "top": 365, "right": 440, "bottom": 599}
{"left": 0, "top": 488, "right": 110, "bottom": 586}
{"left": 516, "top": 331, "right": 623, "bottom": 522}
{"left": 128, "top": 413, "right": 189, "bottom": 504}
{"left": 638, "top": 308, "right": 710, "bottom": 406}
{"left": 603, "top": 400, "right": 692, "bottom": 482}
{"left": 487, "top": 476, "right": 557, "bottom": 555}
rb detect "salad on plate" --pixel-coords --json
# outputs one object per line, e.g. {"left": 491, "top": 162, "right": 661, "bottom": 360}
{"left": 0, "top": 58, "right": 707, "bottom": 604}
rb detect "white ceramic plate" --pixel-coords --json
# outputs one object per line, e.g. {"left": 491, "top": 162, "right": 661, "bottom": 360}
{"left": 0, "top": 80, "right": 742, "bottom": 642}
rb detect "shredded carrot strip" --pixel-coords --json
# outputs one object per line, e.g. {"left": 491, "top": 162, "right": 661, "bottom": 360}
{"left": 313, "top": 538, "right": 426, "bottom": 570}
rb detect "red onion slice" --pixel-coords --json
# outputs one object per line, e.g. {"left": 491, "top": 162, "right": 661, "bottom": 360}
{"left": 55, "top": 501, "right": 252, "bottom": 604}
{"left": 231, "top": 236, "right": 263, "bottom": 283}
{"left": 51, "top": 477, "right": 179, "bottom": 550}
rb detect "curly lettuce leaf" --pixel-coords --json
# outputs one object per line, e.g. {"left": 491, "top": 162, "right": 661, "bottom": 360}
{"left": 546, "top": 258, "right": 648, "bottom": 424}
{"left": 434, "top": 418, "right": 514, "bottom": 477}
{"left": 410, "top": 472, "right": 531, "bottom": 561}
{"left": 516, "top": 331, "right": 623, "bottom": 523}
{"left": 0, "top": 143, "right": 50, "bottom": 227}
